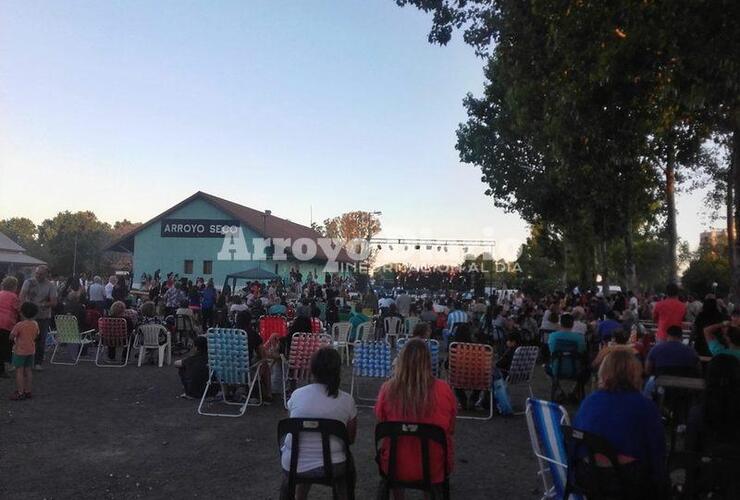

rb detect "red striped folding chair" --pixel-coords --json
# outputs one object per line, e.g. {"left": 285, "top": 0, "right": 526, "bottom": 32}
{"left": 259, "top": 315, "right": 288, "bottom": 343}
{"left": 281, "top": 332, "right": 332, "bottom": 408}
{"left": 95, "top": 317, "right": 131, "bottom": 367}
{"left": 447, "top": 342, "right": 494, "bottom": 420}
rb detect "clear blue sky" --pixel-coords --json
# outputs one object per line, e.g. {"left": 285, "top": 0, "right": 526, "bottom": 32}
{"left": 0, "top": 0, "right": 713, "bottom": 265}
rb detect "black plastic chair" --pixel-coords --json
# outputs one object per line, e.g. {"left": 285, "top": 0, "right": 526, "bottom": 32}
{"left": 562, "top": 425, "right": 662, "bottom": 500}
{"left": 374, "top": 422, "right": 450, "bottom": 500}
{"left": 277, "top": 418, "right": 355, "bottom": 500}
{"left": 549, "top": 340, "right": 587, "bottom": 403}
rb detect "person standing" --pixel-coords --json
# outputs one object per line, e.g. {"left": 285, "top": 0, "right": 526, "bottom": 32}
{"left": 87, "top": 276, "right": 107, "bottom": 311}
{"left": 652, "top": 283, "right": 687, "bottom": 343}
{"left": 395, "top": 290, "right": 412, "bottom": 318}
{"left": 19, "top": 265, "right": 57, "bottom": 371}
{"left": 0, "top": 276, "right": 20, "bottom": 378}
{"left": 9, "top": 302, "right": 40, "bottom": 400}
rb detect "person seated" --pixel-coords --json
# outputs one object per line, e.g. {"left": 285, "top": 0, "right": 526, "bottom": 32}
{"left": 280, "top": 348, "right": 357, "bottom": 500}
{"left": 63, "top": 293, "right": 86, "bottom": 329}
{"left": 107, "top": 300, "right": 135, "bottom": 362}
{"left": 645, "top": 325, "right": 699, "bottom": 376}
{"left": 597, "top": 310, "right": 622, "bottom": 343}
{"left": 175, "top": 299, "right": 201, "bottom": 335}
{"left": 592, "top": 328, "right": 636, "bottom": 371}
{"left": 175, "top": 336, "right": 213, "bottom": 399}
{"left": 703, "top": 321, "right": 740, "bottom": 360}
{"left": 547, "top": 313, "right": 587, "bottom": 378}
{"left": 347, "top": 305, "right": 369, "bottom": 342}
{"left": 574, "top": 350, "right": 667, "bottom": 496}
{"left": 235, "top": 311, "right": 272, "bottom": 403}
{"left": 228, "top": 296, "right": 249, "bottom": 324}
{"left": 410, "top": 322, "right": 431, "bottom": 340}
{"left": 268, "top": 299, "right": 288, "bottom": 316}
{"left": 375, "top": 339, "right": 456, "bottom": 499}
{"left": 139, "top": 300, "right": 162, "bottom": 325}
{"left": 496, "top": 331, "right": 522, "bottom": 379}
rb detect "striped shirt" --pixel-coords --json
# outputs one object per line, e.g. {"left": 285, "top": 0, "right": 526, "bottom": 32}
{"left": 446, "top": 309, "right": 469, "bottom": 331}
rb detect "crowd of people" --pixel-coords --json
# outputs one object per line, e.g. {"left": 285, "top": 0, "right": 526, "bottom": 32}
{"left": 2, "top": 264, "right": 740, "bottom": 497}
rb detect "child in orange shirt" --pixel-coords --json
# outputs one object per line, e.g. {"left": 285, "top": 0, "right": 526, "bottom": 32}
{"left": 10, "top": 302, "right": 39, "bottom": 401}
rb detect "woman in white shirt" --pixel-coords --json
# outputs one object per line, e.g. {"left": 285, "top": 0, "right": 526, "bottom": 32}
{"left": 281, "top": 347, "right": 357, "bottom": 500}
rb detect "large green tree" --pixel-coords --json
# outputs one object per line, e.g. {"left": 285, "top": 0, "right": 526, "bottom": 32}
{"left": 37, "top": 211, "right": 112, "bottom": 276}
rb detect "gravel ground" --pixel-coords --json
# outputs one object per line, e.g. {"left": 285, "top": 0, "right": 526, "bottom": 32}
{"left": 0, "top": 352, "right": 564, "bottom": 500}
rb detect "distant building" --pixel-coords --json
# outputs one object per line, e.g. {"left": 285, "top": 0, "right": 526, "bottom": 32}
{"left": 700, "top": 229, "right": 727, "bottom": 250}
{"left": 0, "top": 231, "right": 46, "bottom": 276}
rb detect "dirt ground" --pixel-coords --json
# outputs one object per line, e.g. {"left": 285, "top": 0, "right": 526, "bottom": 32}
{"left": 0, "top": 352, "right": 563, "bottom": 500}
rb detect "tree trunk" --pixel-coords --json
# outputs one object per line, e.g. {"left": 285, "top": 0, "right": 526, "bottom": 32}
{"left": 732, "top": 112, "right": 740, "bottom": 302}
{"left": 624, "top": 224, "right": 637, "bottom": 292}
{"left": 600, "top": 215, "right": 610, "bottom": 296}
{"left": 666, "top": 139, "right": 678, "bottom": 284}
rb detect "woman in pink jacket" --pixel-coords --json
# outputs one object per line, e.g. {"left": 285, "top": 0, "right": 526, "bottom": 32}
{"left": 0, "top": 276, "right": 20, "bottom": 378}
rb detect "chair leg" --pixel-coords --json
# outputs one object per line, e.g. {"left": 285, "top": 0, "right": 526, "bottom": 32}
{"left": 158, "top": 346, "right": 164, "bottom": 367}
{"left": 138, "top": 346, "right": 145, "bottom": 367}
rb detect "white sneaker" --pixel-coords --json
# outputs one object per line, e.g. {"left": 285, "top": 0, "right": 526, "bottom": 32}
{"left": 33, "top": 364, "right": 44, "bottom": 372}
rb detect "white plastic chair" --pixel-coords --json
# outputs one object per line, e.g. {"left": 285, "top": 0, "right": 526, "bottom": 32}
{"left": 355, "top": 321, "right": 373, "bottom": 342}
{"left": 136, "top": 324, "right": 172, "bottom": 367}
{"left": 331, "top": 321, "right": 352, "bottom": 365}
{"left": 383, "top": 316, "right": 402, "bottom": 347}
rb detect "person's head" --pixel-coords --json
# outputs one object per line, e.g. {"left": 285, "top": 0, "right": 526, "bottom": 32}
{"left": 666, "top": 282, "right": 679, "bottom": 297}
{"left": 605, "top": 309, "right": 617, "bottom": 320}
{"left": 235, "top": 310, "right": 253, "bottom": 332}
{"left": 387, "top": 339, "right": 434, "bottom": 418}
{"left": 291, "top": 315, "right": 313, "bottom": 334}
{"left": 411, "top": 322, "right": 431, "bottom": 339}
{"left": 506, "top": 331, "right": 521, "bottom": 349}
{"left": 20, "top": 301, "right": 38, "bottom": 320}
{"left": 612, "top": 328, "right": 629, "bottom": 345}
{"left": 93, "top": 275, "right": 102, "bottom": 285}
{"left": 454, "top": 322, "right": 473, "bottom": 342}
{"left": 193, "top": 335, "right": 208, "bottom": 355}
{"left": 109, "top": 275, "right": 117, "bottom": 285}
{"left": 1, "top": 275, "right": 18, "bottom": 292}
{"left": 109, "top": 301, "right": 126, "bottom": 317}
{"left": 598, "top": 350, "right": 642, "bottom": 392}
{"left": 34, "top": 265, "right": 49, "bottom": 282}
{"left": 310, "top": 347, "right": 342, "bottom": 398}
{"left": 424, "top": 300, "right": 433, "bottom": 311}
{"left": 141, "top": 301, "right": 156, "bottom": 318}
{"left": 179, "top": 299, "right": 189, "bottom": 309}
{"left": 667, "top": 325, "right": 683, "bottom": 340}
{"left": 559, "top": 313, "right": 574, "bottom": 330}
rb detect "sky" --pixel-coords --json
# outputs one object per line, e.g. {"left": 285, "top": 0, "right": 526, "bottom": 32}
{"left": 0, "top": 0, "right": 716, "bottom": 267}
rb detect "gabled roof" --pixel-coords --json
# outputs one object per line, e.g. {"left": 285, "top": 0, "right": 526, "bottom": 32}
{"left": 0, "top": 231, "right": 26, "bottom": 252}
{"left": 105, "top": 191, "right": 351, "bottom": 263}
{"left": 0, "top": 231, "right": 46, "bottom": 266}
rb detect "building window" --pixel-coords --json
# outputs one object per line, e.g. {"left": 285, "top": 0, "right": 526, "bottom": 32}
{"left": 184, "top": 260, "right": 193, "bottom": 274}
{"left": 203, "top": 260, "right": 213, "bottom": 275}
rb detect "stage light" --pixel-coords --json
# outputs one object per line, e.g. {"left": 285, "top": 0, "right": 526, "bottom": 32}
{"left": 437, "top": 246, "right": 441, "bottom": 251}
{"left": 426, "top": 245, "right": 432, "bottom": 250}
{"left": 415, "top": 245, "right": 421, "bottom": 250}
{"left": 462, "top": 246, "right": 469, "bottom": 252}
{"left": 404, "top": 245, "right": 408, "bottom": 251}
{"left": 377, "top": 244, "right": 382, "bottom": 250}
{"left": 389, "top": 245, "right": 393, "bottom": 250}
{"left": 443, "top": 246, "right": 448, "bottom": 252}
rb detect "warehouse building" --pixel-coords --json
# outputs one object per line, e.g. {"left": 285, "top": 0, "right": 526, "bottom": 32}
{"left": 106, "top": 192, "right": 353, "bottom": 288}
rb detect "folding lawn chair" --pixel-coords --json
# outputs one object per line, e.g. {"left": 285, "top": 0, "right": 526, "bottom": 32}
{"left": 525, "top": 398, "right": 580, "bottom": 500}
{"left": 95, "top": 317, "right": 131, "bottom": 367}
{"left": 50, "top": 314, "right": 95, "bottom": 365}
{"left": 282, "top": 332, "right": 332, "bottom": 408}
{"left": 331, "top": 321, "right": 352, "bottom": 365}
{"left": 505, "top": 346, "right": 540, "bottom": 411}
{"left": 549, "top": 340, "right": 587, "bottom": 403}
{"left": 197, "top": 327, "right": 267, "bottom": 417}
{"left": 350, "top": 340, "right": 392, "bottom": 407}
{"left": 447, "top": 342, "right": 494, "bottom": 420}
{"left": 259, "top": 315, "right": 288, "bottom": 344}
{"left": 278, "top": 418, "right": 356, "bottom": 500}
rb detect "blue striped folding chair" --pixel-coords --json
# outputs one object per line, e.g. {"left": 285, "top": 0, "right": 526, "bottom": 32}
{"left": 525, "top": 398, "right": 582, "bottom": 500}
{"left": 350, "top": 340, "right": 392, "bottom": 407}
{"left": 397, "top": 337, "right": 441, "bottom": 377}
{"left": 506, "top": 346, "right": 540, "bottom": 412}
{"left": 197, "top": 328, "right": 266, "bottom": 417}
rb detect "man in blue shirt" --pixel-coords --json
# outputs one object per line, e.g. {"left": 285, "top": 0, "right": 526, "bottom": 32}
{"left": 645, "top": 325, "right": 699, "bottom": 376}
{"left": 597, "top": 310, "right": 623, "bottom": 343}
{"left": 548, "top": 313, "right": 587, "bottom": 378}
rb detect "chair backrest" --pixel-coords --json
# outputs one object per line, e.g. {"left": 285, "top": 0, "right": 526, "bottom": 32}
{"left": 55, "top": 314, "right": 82, "bottom": 343}
{"left": 176, "top": 314, "right": 194, "bottom": 333}
{"left": 551, "top": 339, "right": 583, "bottom": 379}
{"left": 259, "top": 315, "right": 288, "bottom": 343}
{"left": 98, "top": 317, "right": 129, "bottom": 347}
{"left": 355, "top": 321, "right": 373, "bottom": 342}
{"left": 397, "top": 337, "right": 440, "bottom": 377}
{"left": 332, "top": 322, "right": 352, "bottom": 343}
{"left": 287, "top": 332, "right": 332, "bottom": 380}
{"left": 384, "top": 316, "right": 402, "bottom": 335}
{"left": 310, "top": 317, "right": 323, "bottom": 333}
{"left": 374, "top": 422, "right": 449, "bottom": 493}
{"left": 562, "top": 426, "right": 647, "bottom": 499}
{"left": 206, "top": 327, "right": 250, "bottom": 385}
{"left": 447, "top": 342, "right": 493, "bottom": 391}
{"left": 506, "top": 346, "right": 540, "bottom": 386}
{"left": 278, "top": 418, "right": 354, "bottom": 497}
{"left": 138, "top": 324, "right": 168, "bottom": 347}
{"left": 525, "top": 398, "right": 571, "bottom": 499}
{"left": 352, "top": 340, "right": 392, "bottom": 378}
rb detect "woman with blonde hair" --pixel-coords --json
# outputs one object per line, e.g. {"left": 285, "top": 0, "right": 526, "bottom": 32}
{"left": 0, "top": 276, "right": 20, "bottom": 377}
{"left": 573, "top": 349, "right": 667, "bottom": 493}
{"left": 375, "top": 339, "right": 456, "bottom": 499}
